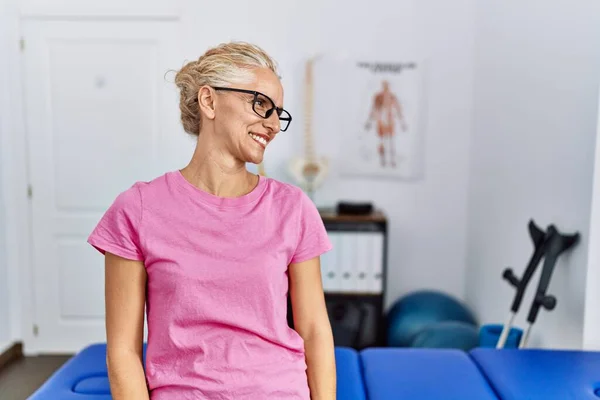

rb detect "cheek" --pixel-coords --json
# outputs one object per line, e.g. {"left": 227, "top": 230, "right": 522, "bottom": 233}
{"left": 227, "top": 117, "right": 257, "bottom": 142}
{"left": 218, "top": 101, "right": 262, "bottom": 135}
{"left": 218, "top": 105, "right": 247, "bottom": 129}
{"left": 234, "top": 116, "right": 254, "bottom": 132}
{"left": 237, "top": 114, "right": 262, "bottom": 133}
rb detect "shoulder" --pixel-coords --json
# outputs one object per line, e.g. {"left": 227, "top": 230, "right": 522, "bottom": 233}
{"left": 262, "top": 177, "right": 308, "bottom": 203}
{"left": 111, "top": 172, "right": 171, "bottom": 209}
{"left": 262, "top": 177, "right": 319, "bottom": 218}
{"left": 112, "top": 183, "right": 142, "bottom": 208}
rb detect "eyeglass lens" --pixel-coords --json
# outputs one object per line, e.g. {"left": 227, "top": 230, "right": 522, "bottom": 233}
{"left": 252, "top": 93, "right": 291, "bottom": 131}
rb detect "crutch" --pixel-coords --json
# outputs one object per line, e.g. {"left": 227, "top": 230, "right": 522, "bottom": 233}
{"left": 497, "top": 220, "right": 549, "bottom": 348}
{"left": 518, "top": 225, "right": 579, "bottom": 348}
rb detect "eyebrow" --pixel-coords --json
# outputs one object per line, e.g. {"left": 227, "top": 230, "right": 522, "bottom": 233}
{"left": 257, "top": 90, "right": 283, "bottom": 109}
{"left": 213, "top": 86, "right": 284, "bottom": 109}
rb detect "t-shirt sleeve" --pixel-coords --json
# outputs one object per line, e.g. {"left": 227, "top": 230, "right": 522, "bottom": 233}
{"left": 290, "top": 189, "right": 333, "bottom": 264}
{"left": 87, "top": 184, "right": 144, "bottom": 261}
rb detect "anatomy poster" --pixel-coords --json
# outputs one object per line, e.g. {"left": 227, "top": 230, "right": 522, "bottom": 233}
{"left": 340, "top": 60, "right": 425, "bottom": 180}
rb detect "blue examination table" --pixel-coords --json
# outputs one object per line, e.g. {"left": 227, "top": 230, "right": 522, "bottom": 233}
{"left": 29, "top": 343, "right": 600, "bottom": 399}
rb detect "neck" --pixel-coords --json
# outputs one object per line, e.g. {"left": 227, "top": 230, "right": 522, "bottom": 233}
{"left": 180, "top": 129, "right": 258, "bottom": 198}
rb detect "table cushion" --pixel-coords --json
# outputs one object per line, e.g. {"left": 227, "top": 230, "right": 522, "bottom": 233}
{"left": 29, "top": 343, "right": 116, "bottom": 399}
{"left": 360, "top": 348, "right": 499, "bottom": 400}
{"left": 72, "top": 376, "right": 111, "bottom": 394}
{"left": 335, "top": 347, "right": 367, "bottom": 400}
{"left": 471, "top": 348, "right": 600, "bottom": 400}
{"left": 30, "top": 343, "right": 366, "bottom": 399}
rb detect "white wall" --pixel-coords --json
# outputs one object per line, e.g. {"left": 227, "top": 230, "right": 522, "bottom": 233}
{"left": 0, "top": 152, "right": 8, "bottom": 347}
{"left": 1, "top": 0, "right": 29, "bottom": 347}
{"left": 583, "top": 91, "right": 600, "bottom": 350}
{"left": 466, "top": 0, "right": 600, "bottom": 349}
{"left": 0, "top": 0, "right": 13, "bottom": 346}
{"left": 313, "top": 0, "right": 476, "bottom": 307}
{"left": 178, "top": 0, "right": 476, "bottom": 306}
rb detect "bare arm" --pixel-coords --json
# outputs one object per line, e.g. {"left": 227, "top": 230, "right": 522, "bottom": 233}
{"left": 289, "top": 256, "right": 336, "bottom": 400}
{"left": 105, "top": 252, "right": 150, "bottom": 399}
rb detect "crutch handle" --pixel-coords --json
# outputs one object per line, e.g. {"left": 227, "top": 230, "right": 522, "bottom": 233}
{"left": 502, "top": 268, "right": 520, "bottom": 287}
{"left": 504, "top": 220, "right": 548, "bottom": 313}
{"left": 525, "top": 225, "right": 579, "bottom": 324}
{"left": 537, "top": 294, "right": 556, "bottom": 311}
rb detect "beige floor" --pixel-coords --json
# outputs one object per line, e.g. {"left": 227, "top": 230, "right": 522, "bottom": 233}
{"left": 0, "top": 355, "right": 71, "bottom": 400}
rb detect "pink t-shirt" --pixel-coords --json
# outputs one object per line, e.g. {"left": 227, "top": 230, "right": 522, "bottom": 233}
{"left": 87, "top": 170, "right": 332, "bottom": 399}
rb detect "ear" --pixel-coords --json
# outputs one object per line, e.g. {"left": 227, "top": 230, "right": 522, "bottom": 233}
{"left": 197, "top": 86, "right": 216, "bottom": 120}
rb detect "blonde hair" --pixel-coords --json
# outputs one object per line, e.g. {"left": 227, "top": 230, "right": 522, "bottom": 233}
{"left": 174, "top": 42, "right": 279, "bottom": 136}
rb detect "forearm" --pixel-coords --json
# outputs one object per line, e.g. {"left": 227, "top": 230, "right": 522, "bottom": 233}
{"left": 107, "top": 349, "right": 150, "bottom": 400}
{"left": 304, "top": 329, "right": 336, "bottom": 400}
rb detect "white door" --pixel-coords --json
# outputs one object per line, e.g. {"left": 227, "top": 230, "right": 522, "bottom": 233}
{"left": 22, "top": 19, "right": 189, "bottom": 353}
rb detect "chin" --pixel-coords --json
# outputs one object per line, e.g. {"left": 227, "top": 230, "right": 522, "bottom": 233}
{"left": 240, "top": 135, "right": 266, "bottom": 165}
{"left": 241, "top": 149, "right": 264, "bottom": 165}
{"left": 247, "top": 154, "right": 264, "bottom": 165}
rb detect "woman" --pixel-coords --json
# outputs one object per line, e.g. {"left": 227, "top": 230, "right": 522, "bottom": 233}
{"left": 87, "top": 42, "right": 336, "bottom": 399}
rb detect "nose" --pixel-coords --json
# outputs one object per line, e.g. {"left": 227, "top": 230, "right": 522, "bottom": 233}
{"left": 263, "top": 112, "right": 281, "bottom": 134}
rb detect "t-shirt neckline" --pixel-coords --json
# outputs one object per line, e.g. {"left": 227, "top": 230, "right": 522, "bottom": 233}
{"left": 171, "top": 169, "right": 267, "bottom": 208}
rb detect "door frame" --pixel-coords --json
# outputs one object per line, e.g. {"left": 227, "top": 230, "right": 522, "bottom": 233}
{"left": 0, "top": 0, "right": 37, "bottom": 354}
{"left": 583, "top": 82, "right": 600, "bottom": 351}
{"left": 7, "top": 15, "right": 183, "bottom": 354}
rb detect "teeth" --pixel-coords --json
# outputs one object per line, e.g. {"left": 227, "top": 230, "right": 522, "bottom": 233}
{"left": 249, "top": 133, "right": 267, "bottom": 146}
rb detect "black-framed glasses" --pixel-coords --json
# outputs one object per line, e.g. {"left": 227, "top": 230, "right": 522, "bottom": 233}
{"left": 212, "top": 87, "right": 292, "bottom": 132}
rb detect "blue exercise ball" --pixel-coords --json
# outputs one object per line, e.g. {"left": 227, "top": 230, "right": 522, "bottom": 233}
{"left": 386, "top": 290, "right": 477, "bottom": 347}
{"left": 410, "top": 321, "right": 480, "bottom": 350}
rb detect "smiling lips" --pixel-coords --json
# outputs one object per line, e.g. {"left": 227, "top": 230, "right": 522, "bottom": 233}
{"left": 249, "top": 132, "right": 269, "bottom": 148}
